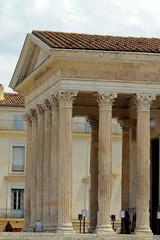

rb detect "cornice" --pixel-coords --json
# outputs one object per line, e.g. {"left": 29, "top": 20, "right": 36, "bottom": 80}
{"left": 14, "top": 56, "right": 57, "bottom": 95}
{"left": 10, "top": 33, "right": 51, "bottom": 91}
{"left": 50, "top": 48, "right": 160, "bottom": 63}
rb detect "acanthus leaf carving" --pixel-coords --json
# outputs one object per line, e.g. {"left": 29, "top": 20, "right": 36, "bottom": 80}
{"left": 57, "top": 90, "right": 78, "bottom": 107}
{"left": 96, "top": 92, "right": 118, "bottom": 110}
{"left": 87, "top": 116, "right": 99, "bottom": 130}
{"left": 36, "top": 104, "right": 45, "bottom": 120}
{"left": 29, "top": 109, "right": 38, "bottom": 123}
{"left": 49, "top": 93, "right": 59, "bottom": 111}
{"left": 22, "top": 113, "right": 32, "bottom": 127}
{"left": 136, "top": 94, "right": 156, "bottom": 110}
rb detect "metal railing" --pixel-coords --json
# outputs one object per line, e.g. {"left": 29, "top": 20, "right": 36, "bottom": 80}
{"left": 0, "top": 208, "right": 24, "bottom": 218}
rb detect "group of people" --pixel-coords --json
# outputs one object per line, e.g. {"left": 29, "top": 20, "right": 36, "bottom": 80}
{"left": 5, "top": 214, "right": 133, "bottom": 234}
{"left": 4, "top": 220, "right": 43, "bottom": 233}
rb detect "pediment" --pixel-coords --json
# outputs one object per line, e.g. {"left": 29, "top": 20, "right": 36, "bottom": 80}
{"left": 10, "top": 33, "right": 51, "bottom": 90}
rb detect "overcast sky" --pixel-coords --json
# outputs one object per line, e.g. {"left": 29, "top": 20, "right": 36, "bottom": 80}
{"left": 1, "top": 0, "right": 160, "bottom": 92}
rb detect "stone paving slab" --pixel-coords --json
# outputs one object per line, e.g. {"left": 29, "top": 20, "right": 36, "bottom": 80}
{"left": 0, "top": 233, "right": 160, "bottom": 240}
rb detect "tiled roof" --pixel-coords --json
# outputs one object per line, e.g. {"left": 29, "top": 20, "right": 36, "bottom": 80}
{"left": 0, "top": 93, "right": 25, "bottom": 106}
{"left": 32, "top": 30, "right": 160, "bottom": 53}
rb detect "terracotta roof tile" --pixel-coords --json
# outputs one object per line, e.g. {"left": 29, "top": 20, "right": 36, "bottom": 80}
{"left": 32, "top": 30, "right": 160, "bottom": 53}
{"left": 0, "top": 93, "right": 25, "bottom": 107}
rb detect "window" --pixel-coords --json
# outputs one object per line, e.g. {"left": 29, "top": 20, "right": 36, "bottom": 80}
{"left": 13, "top": 114, "right": 24, "bottom": 130}
{"left": 85, "top": 121, "right": 91, "bottom": 133}
{"left": 12, "top": 142, "right": 25, "bottom": 171}
{"left": 11, "top": 189, "right": 24, "bottom": 210}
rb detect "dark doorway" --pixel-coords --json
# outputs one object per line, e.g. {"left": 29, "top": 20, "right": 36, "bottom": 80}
{"left": 151, "top": 139, "right": 159, "bottom": 234}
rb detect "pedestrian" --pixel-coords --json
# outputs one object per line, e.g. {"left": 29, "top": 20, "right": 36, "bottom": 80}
{"left": 5, "top": 221, "right": 12, "bottom": 232}
{"left": 33, "top": 220, "right": 43, "bottom": 232}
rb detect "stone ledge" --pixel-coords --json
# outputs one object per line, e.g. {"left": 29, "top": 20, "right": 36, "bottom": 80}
{"left": 0, "top": 233, "right": 160, "bottom": 240}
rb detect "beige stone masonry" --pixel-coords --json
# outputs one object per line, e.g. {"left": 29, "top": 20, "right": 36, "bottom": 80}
{"left": 88, "top": 116, "right": 99, "bottom": 233}
{"left": 29, "top": 109, "right": 38, "bottom": 227}
{"left": 118, "top": 119, "right": 131, "bottom": 211}
{"left": 36, "top": 104, "right": 45, "bottom": 223}
{"left": 57, "top": 90, "right": 78, "bottom": 233}
{"left": 43, "top": 100, "right": 52, "bottom": 230}
{"left": 22, "top": 113, "right": 32, "bottom": 231}
{"left": 96, "top": 92, "right": 117, "bottom": 234}
{"left": 50, "top": 94, "right": 59, "bottom": 231}
{"left": 135, "top": 94, "right": 156, "bottom": 234}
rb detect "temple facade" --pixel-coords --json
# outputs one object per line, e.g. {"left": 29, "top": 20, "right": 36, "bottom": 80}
{"left": 9, "top": 31, "right": 160, "bottom": 235}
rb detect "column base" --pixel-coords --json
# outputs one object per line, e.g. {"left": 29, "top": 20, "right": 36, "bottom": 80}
{"left": 57, "top": 223, "right": 75, "bottom": 234}
{"left": 28, "top": 225, "right": 34, "bottom": 232}
{"left": 96, "top": 224, "right": 115, "bottom": 235}
{"left": 135, "top": 226, "right": 153, "bottom": 235}
{"left": 88, "top": 226, "right": 96, "bottom": 233}
{"left": 21, "top": 225, "right": 30, "bottom": 232}
{"left": 43, "top": 224, "right": 57, "bottom": 232}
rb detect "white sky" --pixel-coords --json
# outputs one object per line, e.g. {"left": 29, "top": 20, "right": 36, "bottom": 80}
{"left": 1, "top": 0, "right": 160, "bottom": 92}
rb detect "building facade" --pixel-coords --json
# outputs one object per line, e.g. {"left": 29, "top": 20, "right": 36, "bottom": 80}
{"left": 0, "top": 92, "right": 25, "bottom": 231}
{"left": 0, "top": 90, "right": 121, "bottom": 232}
{"left": 10, "top": 30, "right": 160, "bottom": 235}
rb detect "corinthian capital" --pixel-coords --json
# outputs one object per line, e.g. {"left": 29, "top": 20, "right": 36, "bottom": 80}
{"left": 136, "top": 94, "right": 156, "bottom": 110}
{"left": 50, "top": 94, "right": 59, "bottom": 111}
{"left": 57, "top": 90, "right": 78, "bottom": 107}
{"left": 87, "top": 116, "right": 99, "bottom": 130}
{"left": 29, "top": 109, "right": 37, "bottom": 123}
{"left": 42, "top": 99, "right": 52, "bottom": 116}
{"left": 23, "top": 113, "right": 32, "bottom": 127}
{"left": 36, "top": 104, "right": 44, "bottom": 120}
{"left": 97, "top": 92, "right": 118, "bottom": 110}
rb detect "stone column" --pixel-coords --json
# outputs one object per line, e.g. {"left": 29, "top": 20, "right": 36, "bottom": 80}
{"left": 135, "top": 93, "right": 156, "bottom": 234}
{"left": 119, "top": 120, "right": 130, "bottom": 211}
{"left": 36, "top": 104, "right": 45, "bottom": 222}
{"left": 29, "top": 109, "right": 38, "bottom": 227}
{"left": 57, "top": 90, "right": 78, "bottom": 233}
{"left": 96, "top": 92, "right": 117, "bottom": 234}
{"left": 22, "top": 113, "right": 32, "bottom": 231}
{"left": 88, "top": 116, "right": 98, "bottom": 233}
{"left": 50, "top": 94, "right": 59, "bottom": 231}
{"left": 43, "top": 99, "right": 52, "bottom": 231}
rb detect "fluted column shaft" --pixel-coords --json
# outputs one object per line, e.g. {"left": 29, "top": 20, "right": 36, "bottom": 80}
{"left": 43, "top": 100, "right": 52, "bottom": 230}
{"left": 57, "top": 90, "right": 77, "bottom": 233}
{"left": 121, "top": 126, "right": 130, "bottom": 211}
{"left": 88, "top": 117, "right": 98, "bottom": 233}
{"left": 30, "top": 109, "right": 38, "bottom": 227}
{"left": 22, "top": 113, "right": 32, "bottom": 231}
{"left": 96, "top": 92, "right": 117, "bottom": 233}
{"left": 36, "top": 105, "right": 45, "bottom": 222}
{"left": 50, "top": 95, "right": 59, "bottom": 230}
{"left": 135, "top": 94, "right": 156, "bottom": 234}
